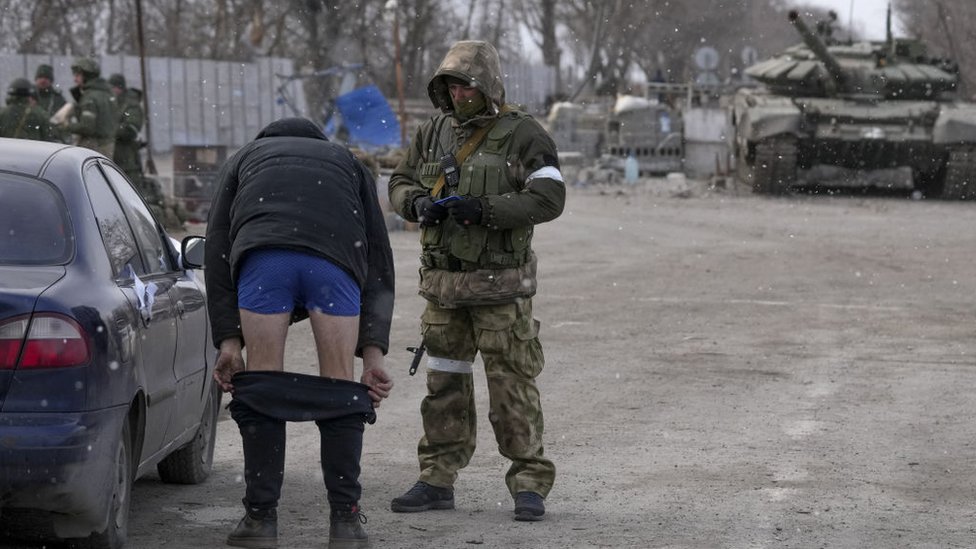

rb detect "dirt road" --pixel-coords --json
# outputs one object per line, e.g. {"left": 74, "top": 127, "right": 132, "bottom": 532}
{"left": 120, "top": 182, "right": 976, "bottom": 548}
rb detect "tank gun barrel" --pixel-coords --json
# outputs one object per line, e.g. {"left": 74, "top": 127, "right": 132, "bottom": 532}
{"left": 788, "top": 10, "right": 845, "bottom": 94}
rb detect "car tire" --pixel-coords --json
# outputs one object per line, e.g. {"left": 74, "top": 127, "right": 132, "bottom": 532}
{"left": 157, "top": 383, "right": 221, "bottom": 484}
{"left": 68, "top": 419, "right": 133, "bottom": 549}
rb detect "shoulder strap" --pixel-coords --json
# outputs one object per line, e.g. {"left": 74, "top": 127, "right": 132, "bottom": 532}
{"left": 13, "top": 106, "right": 31, "bottom": 138}
{"left": 431, "top": 105, "right": 513, "bottom": 198}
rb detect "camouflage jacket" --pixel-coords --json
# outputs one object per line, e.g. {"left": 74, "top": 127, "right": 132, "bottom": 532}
{"left": 36, "top": 86, "right": 67, "bottom": 117}
{"left": 113, "top": 88, "right": 144, "bottom": 174}
{"left": 67, "top": 78, "right": 117, "bottom": 147}
{"left": 389, "top": 41, "right": 565, "bottom": 277}
{"left": 0, "top": 98, "right": 55, "bottom": 142}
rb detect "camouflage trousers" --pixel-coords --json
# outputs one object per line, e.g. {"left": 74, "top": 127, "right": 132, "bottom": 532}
{"left": 417, "top": 298, "right": 555, "bottom": 498}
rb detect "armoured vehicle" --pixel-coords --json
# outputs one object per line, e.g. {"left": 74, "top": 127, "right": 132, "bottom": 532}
{"left": 731, "top": 9, "right": 976, "bottom": 198}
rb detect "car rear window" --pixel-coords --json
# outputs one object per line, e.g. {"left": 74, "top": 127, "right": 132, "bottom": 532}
{"left": 0, "top": 176, "right": 72, "bottom": 265}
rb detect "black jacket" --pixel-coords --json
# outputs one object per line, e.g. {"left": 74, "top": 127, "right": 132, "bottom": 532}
{"left": 204, "top": 118, "right": 395, "bottom": 356}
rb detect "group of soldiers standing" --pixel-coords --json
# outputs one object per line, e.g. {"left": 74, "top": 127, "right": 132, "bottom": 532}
{"left": 0, "top": 57, "right": 175, "bottom": 225}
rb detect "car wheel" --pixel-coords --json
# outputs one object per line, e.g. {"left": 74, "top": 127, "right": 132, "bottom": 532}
{"left": 157, "top": 383, "right": 221, "bottom": 484}
{"left": 69, "top": 419, "right": 133, "bottom": 549}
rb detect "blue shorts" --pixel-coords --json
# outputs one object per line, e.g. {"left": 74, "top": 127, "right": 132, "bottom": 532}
{"left": 237, "top": 249, "right": 361, "bottom": 316}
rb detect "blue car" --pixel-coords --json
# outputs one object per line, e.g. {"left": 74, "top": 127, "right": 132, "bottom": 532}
{"left": 0, "top": 138, "right": 219, "bottom": 548}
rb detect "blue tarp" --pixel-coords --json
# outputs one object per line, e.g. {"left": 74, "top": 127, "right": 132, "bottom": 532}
{"left": 329, "top": 85, "right": 401, "bottom": 150}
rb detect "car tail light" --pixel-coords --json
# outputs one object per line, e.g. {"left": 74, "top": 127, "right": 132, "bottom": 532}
{"left": 0, "top": 316, "right": 29, "bottom": 369}
{"left": 0, "top": 314, "right": 91, "bottom": 369}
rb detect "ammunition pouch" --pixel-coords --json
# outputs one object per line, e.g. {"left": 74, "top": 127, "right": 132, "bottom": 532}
{"left": 418, "top": 252, "right": 537, "bottom": 309}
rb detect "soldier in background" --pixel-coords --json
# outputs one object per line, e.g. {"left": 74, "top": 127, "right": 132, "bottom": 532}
{"left": 107, "top": 73, "right": 187, "bottom": 229}
{"left": 109, "top": 75, "right": 153, "bottom": 195}
{"left": 34, "top": 64, "right": 66, "bottom": 117}
{"left": 0, "top": 78, "right": 55, "bottom": 141}
{"left": 35, "top": 64, "right": 68, "bottom": 143}
{"left": 64, "top": 57, "right": 116, "bottom": 156}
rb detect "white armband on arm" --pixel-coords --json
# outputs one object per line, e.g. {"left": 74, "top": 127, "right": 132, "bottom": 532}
{"left": 525, "top": 166, "right": 563, "bottom": 183}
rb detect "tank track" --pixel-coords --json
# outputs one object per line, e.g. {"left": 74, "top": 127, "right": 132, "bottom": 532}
{"left": 752, "top": 137, "right": 797, "bottom": 195}
{"left": 941, "top": 146, "right": 976, "bottom": 200}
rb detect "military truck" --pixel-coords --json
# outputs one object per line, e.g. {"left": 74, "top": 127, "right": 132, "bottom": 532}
{"left": 731, "top": 9, "right": 976, "bottom": 198}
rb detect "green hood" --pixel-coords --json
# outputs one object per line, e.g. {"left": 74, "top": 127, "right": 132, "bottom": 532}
{"left": 427, "top": 40, "right": 506, "bottom": 115}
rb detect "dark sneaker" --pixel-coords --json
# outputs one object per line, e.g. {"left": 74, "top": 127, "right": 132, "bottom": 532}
{"left": 513, "top": 492, "right": 545, "bottom": 522}
{"left": 329, "top": 505, "right": 369, "bottom": 549}
{"left": 390, "top": 481, "right": 455, "bottom": 512}
{"left": 227, "top": 507, "right": 278, "bottom": 548}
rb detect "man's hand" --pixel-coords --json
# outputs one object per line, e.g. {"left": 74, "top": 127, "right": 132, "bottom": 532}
{"left": 361, "top": 346, "right": 393, "bottom": 407}
{"left": 414, "top": 196, "right": 449, "bottom": 227}
{"left": 214, "top": 338, "right": 245, "bottom": 393}
{"left": 446, "top": 197, "right": 483, "bottom": 226}
{"left": 361, "top": 367, "right": 393, "bottom": 407}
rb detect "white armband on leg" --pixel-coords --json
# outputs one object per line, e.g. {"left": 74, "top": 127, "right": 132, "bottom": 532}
{"left": 427, "top": 356, "right": 474, "bottom": 374}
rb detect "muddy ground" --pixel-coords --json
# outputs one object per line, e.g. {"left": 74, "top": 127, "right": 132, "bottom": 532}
{"left": 13, "top": 178, "right": 976, "bottom": 548}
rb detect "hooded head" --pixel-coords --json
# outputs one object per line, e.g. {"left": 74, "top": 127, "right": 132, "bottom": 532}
{"left": 254, "top": 117, "right": 328, "bottom": 141}
{"left": 427, "top": 41, "right": 505, "bottom": 116}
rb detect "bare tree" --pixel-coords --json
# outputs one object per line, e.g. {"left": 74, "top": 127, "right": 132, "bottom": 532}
{"left": 895, "top": 0, "right": 976, "bottom": 98}
{"left": 514, "top": 0, "right": 561, "bottom": 90}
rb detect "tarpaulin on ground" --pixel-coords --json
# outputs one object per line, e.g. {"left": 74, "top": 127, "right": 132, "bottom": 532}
{"left": 330, "top": 85, "right": 401, "bottom": 150}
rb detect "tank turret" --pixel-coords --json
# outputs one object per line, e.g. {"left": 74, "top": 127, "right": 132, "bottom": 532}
{"left": 788, "top": 10, "right": 844, "bottom": 95}
{"left": 731, "top": 9, "right": 976, "bottom": 200}
{"left": 745, "top": 11, "right": 957, "bottom": 100}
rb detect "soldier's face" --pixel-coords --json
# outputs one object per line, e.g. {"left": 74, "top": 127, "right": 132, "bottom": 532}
{"left": 35, "top": 77, "right": 51, "bottom": 90}
{"left": 448, "top": 82, "right": 479, "bottom": 103}
{"left": 73, "top": 72, "right": 83, "bottom": 86}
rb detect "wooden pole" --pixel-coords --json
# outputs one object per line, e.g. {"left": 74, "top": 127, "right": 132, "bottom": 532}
{"left": 134, "top": 0, "right": 157, "bottom": 175}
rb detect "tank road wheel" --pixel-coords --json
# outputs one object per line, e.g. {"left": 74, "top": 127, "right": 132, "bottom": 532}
{"left": 752, "top": 137, "right": 797, "bottom": 195}
{"left": 734, "top": 142, "right": 755, "bottom": 190}
{"left": 941, "top": 146, "right": 976, "bottom": 200}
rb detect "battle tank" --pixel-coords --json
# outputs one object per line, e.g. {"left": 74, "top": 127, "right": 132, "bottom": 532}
{"left": 730, "top": 9, "right": 976, "bottom": 198}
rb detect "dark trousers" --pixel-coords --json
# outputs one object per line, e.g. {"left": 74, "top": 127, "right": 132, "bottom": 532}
{"left": 228, "top": 399, "right": 365, "bottom": 512}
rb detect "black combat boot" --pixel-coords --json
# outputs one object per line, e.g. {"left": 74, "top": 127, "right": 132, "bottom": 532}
{"left": 329, "top": 504, "right": 369, "bottom": 549}
{"left": 513, "top": 491, "right": 545, "bottom": 522}
{"left": 390, "top": 481, "right": 455, "bottom": 512}
{"left": 227, "top": 503, "right": 278, "bottom": 548}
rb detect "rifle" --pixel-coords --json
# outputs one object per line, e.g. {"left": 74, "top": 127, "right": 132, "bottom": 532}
{"left": 406, "top": 342, "right": 426, "bottom": 376}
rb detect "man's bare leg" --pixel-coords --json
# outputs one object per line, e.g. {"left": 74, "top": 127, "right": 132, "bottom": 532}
{"left": 309, "top": 310, "right": 359, "bottom": 380}
{"left": 239, "top": 310, "right": 290, "bottom": 371}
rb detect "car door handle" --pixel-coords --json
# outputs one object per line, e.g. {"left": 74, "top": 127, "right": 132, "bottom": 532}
{"left": 176, "top": 300, "right": 186, "bottom": 318}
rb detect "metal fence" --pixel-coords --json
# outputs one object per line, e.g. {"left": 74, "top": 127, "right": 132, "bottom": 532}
{"left": 0, "top": 53, "right": 303, "bottom": 154}
{"left": 0, "top": 53, "right": 557, "bottom": 153}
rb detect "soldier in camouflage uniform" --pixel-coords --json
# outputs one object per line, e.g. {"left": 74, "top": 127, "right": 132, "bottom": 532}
{"left": 34, "top": 65, "right": 68, "bottom": 143}
{"left": 108, "top": 74, "right": 155, "bottom": 201}
{"left": 65, "top": 57, "right": 116, "bottom": 157}
{"left": 0, "top": 78, "right": 55, "bottom": 141}
{"left": 388, "top": 40, "right": 565, "bottom": 522}
{"left": 34, "top": 65, "right": 66, "bottom": 117}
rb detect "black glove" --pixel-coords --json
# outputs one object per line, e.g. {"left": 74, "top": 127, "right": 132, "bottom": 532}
{"left": 446, "top": 197, "right": 484, "bottom": 226}
{"left": 413, "top": 196, "right": 449, "bottom": 227}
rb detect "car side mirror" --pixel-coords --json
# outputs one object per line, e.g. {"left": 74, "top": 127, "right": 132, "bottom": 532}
{"left": 181, "top": 235, "right": 206, "bottom": 269}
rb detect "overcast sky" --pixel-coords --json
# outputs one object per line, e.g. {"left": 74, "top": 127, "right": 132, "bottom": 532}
{"left": 792, "top": 0, "right": 902, "bottom": 40}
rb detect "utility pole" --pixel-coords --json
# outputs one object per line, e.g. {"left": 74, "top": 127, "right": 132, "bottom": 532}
{"left": 392, "top": 1, "right": 408, "bottom": 148}
{"left": 134, "top": 0, "right": 157, "bottom": 175}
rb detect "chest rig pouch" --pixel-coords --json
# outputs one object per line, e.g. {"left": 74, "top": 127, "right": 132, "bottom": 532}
{"left": 449, "top": 113, "right": 533, "bottom": 267}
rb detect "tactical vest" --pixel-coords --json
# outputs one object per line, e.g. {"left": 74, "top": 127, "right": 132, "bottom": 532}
{"left": 419, "top": 111, "right": 534, "bottom": 272}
